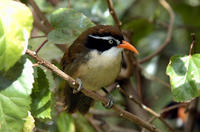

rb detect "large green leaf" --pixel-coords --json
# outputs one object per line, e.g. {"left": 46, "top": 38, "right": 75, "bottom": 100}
{"left": 0, "top": 1, "right": 33, "bottom": 71}
{"left": 48, "top": 8, "right": 95, "bottom": 45}
{"left": 0, "top": 57, "right": 34, "bottom": 132}
{"left": 31, "top": 67, "right": 51, "bottom": 119}
{"left": 166, "top": 54, "right": 200, "bottom": 102}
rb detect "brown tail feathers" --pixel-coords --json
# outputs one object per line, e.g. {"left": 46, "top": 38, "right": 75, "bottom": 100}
{"left": 64, "top": 84, "right": 94, "bottom": 114}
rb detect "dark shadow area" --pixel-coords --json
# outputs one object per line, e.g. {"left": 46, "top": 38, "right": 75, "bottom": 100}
{"left": 0, "top": 57, "right": 26, "bottom": 90}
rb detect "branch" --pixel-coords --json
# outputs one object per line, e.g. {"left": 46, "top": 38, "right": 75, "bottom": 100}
{"left": 106, "top": 0, "right": 136, "bottom": 79}
{"left": 67, "top": 0, "right": 71, "bottom": 8}
{"left": 118, "top": 86, "right": 176, "bottom": 132}
{"left": 135, "top": 62, "right": 142, "bottom": 101}
{"left": 32, "top": 11, "right": 51, "bottom": 34}
{"left": 27, "top": 0, "right": 53, "bottom": 33}
{"left": 117, "top": 83, "right": 176, "bottom": 132}
{"left": 118, "top": 52, "right": 135, "bottom": 79}
{"left": 31, "top": 35, "right": 46, "bottom": 39}
{"left": 184, "top": 96, "right": 198, "bottom": 132}
{"left": 35, "top": 39, "right": 48, "bottom": 53}
{"left": 26, "top": 49, "right": 161, "bottom": 132}
{"left": 106, "top": 0, "right": 121, "bottom": 29}
{"left": 141, "top": 103, "right": 188, "bottom": 132}
{"left": 85, "top": 115, "right": 103, "bottom": 132}
{"left": 139, "top": 0, "right": 175, "bottom": 64}
{"left": 189, "top": 33, "right": 195, "bottom": 56}
{"left": 117, "top": 86, "right": 159, "bottom": 117}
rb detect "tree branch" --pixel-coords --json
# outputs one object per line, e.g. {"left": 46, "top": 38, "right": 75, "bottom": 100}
{"left": 26, "top": 49, "right": 161, "bottom": 132}
{"left": 184, "top": 98, "right": 198, "bottom": 132}
{"left": 117, "top": 86, "right": 176, "bottom": 132}
{"left": 189, "top": 33, "right": 195, "bottom": 56}
{"left": 141, "top": 103, "right": 188, "bottom": 132}
{"left": 27, "top": 0, "right": 53, "bottom": 34}
{"left": 85, "top": 115, "right": 103, "bottom": 132}
{"left": 106, "top": 0, "right": 121, "bottom": 29}
{"left": 139, "top": 0, "right": 175, "bottom": 64}
{"left": 32, "top": 11, "right": 51, "bottom": 34}
{"left": 67, "top": 0, "right": 71, "bottom": 8}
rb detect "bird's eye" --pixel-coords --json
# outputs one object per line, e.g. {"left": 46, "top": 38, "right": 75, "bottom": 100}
{"left": 108, "top": 39, "right": 113, "bottom": 44}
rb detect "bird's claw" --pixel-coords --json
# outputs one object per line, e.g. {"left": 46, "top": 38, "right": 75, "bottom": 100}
{"left": 104, "top": 94, "right": 114, "bottom": 109}
{"left": 73, "top": 78, "right": 82, "bottom": 94}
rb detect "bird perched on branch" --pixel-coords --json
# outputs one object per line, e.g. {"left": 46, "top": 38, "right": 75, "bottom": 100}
{"left": 61, "top": 25, "right": 138, "bottom": 114}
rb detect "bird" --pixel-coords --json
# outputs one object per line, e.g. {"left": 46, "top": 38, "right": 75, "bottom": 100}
{"left": 61, "top": 25, "right": 138, "bottom": 114}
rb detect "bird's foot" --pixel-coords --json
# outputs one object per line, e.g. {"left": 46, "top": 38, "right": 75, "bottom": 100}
{"left": 73, "top": 78, "right": 82, "bottom": 94}
{"left": 104, "top": 94, "right": 114, "bottom": 109}
{"left": 101, "top": 87, "right": 114, "bottom": 108}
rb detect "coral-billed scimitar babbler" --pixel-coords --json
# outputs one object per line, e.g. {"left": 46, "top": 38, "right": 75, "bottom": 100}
{"left": 61, "top": 25, "right": 138, "bottom": 114}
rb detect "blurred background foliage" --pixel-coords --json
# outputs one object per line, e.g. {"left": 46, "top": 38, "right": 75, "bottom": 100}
{"left": 24, "top": 0, "right": 200, "bottom": 131}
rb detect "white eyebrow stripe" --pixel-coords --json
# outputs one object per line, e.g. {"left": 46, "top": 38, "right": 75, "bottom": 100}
{"left": 88, "top": 35, "right": 120, "bottom": 44}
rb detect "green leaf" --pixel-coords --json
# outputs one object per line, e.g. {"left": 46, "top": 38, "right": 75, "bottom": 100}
{"left": 0, "top": 1, "right": 33, "bottom": 71}
{"left": 31, "top": 67, "right": 51, "bottom": 119}
{"left": 0, "top": 57, "right": 34, "bottom": 132}
{"left": 166, "top": 54, "right": 200, "bottom": 102}
{"left": 48, "top": 8, "right": 95, "bottom": 45}
{"left": 56, "top": 112, "right": 75, "bottom": 132}
{"left": 23, "top": 111, "right": 35, "bottom": 132}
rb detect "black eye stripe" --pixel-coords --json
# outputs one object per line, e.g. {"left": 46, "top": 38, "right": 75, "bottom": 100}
{"left": 85, "top": 34, "right": 123, "bottom": 52}
{"left": 85, "top": 36, "right": 115, "bottom": 51}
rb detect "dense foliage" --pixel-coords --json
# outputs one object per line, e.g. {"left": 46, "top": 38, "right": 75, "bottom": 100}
{"left": 1, "top": 0, "right": 200, "bottom": 132}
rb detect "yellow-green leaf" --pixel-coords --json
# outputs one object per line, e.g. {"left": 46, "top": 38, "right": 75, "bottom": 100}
{"left": 0, "top": 1, "right": 33, "bottom": 71}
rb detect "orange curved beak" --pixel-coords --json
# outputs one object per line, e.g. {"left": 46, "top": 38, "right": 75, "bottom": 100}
{"left": 117, "top": 40, "right": 138, "bottom": 54}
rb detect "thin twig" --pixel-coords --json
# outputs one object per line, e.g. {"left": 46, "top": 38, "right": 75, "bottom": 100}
{"left": 26, "top": 49, "right": 161, "bottom": 132}
{"left": 189, "top": 33, "right": 195, "bottom": 56}
{"left": 67, "top": 0, "right": 71, "bottom": 8}
{"left": 117, "top": 86, "right": 160, "bottom": 118}
{"left": 106, "top": 0, "right": 136, "bottom": 79}
{"left": 161, "top": 103, "right": 188, "bottom": 114}
{"left": 27, "top": 0, "right": 52, "bottom": 27}
{"left": 90, "top": 109, "right": 117, "bottom": 117}
{"left": 85, "top": 115, "right": 103, "bottom": 132}
{"left": 35, "top": 39, "right": 48, "bottom": 54}
{"left": 139, "top": 0, "right": 175, "bottom": 64}
{"left": 31, "top": 35, "right": 46, "bottom": 39}
{"left": 184, "top": 31, "right": 198, "bottom": 132}
{"left": 118, "top": 52, "right": 135, "bottom": 79}
{"left": 106, "top": 0, "right": 122, "bottom": 29}
{"left": 27, "top": 0, "right": 53, "bottom": 34}
{"left": 141, "top": 103, "right": 188, "bottom": 132}
{"left": 134, "top": 64, "right": 171, "bottom": 89}
{"left": 32, "top": 11, "right": 50, "bottom": 34}
{"left": 117, "top": 86, "right": 176, "bottom": 132}
{"left": 184, "top": 98, "right": 198, "bottom": 132}
{"left": 110, "top": 125, "right": 139, "bottom": 132}
{"left": 135, "top": 62, "right": 142, "bottom": 101}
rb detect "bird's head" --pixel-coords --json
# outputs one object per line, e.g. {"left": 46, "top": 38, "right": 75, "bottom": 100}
{"left": 81, "top": 25, "right": 138, "bottom": 54}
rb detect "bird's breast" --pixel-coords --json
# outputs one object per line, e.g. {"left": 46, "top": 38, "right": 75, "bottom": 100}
{"left": 75, "top": 47, "right": 122, "bottom": 91}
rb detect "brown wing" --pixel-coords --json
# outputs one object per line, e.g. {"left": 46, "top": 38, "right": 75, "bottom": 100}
{"left": 61, "top": 37, "right": 89, "bottom": 76}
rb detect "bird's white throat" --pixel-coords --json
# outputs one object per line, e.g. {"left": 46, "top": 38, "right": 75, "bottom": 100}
{"left": 89, "top": 47, "right": 122, "bottom": 60}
